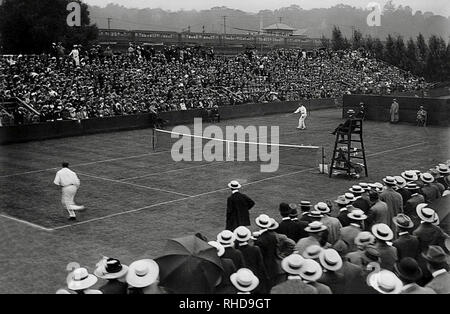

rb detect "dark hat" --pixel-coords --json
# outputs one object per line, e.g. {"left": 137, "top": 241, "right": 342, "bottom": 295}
{"left": 392, "top": 214, "right": 414, "bottom": 229}
{"left": 394, "top": 258, "right": 422, "bottom": 282}
{"left": 364, "top": 245, "right": 380, "bottom": 261}
{"left": 300, "top": 201, "right": 312, "bottom": 211}
{"left": 279, "top": 203, "right": 291, "bottom": 216}
{"left": 422, "top": 245, "right": 447, "bottom": 264}
{"left": 289, "top": 205, "right": 299, "bottom": 218}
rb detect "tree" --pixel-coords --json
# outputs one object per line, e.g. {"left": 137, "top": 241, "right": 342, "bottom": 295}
{"left": 372, "top": 37, "right": 384, "bottom": 60}
{"left": 0, "top": 0, "right": 98, "bottom": 54}
{"left": 384, "top": 34, "right": 396, "bottom": 65}
{"left": 320, "top": 35, "right": 330, "bottom": 49}
{"left": 394, "top": 36, "right": 407, "bottom": 69}
{"left": 426, "top": 35, "right": 447, "bottom": 81}
{"left": 405, "top": 38, "right": 418, "bottom": 73}
{"left": 351, "top": 29, "right": 364, "bottom": 50}
{"left": 331, "top": 26, "right": 346, "bottom": 51}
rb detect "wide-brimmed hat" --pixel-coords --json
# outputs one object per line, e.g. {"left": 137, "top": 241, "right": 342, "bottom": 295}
{"left": 344, "top": 193, "right": 357, "bottom": 202}
{"left": 354, "top": 231, "right": 375, "bottom": 247}
{"left": 364, "top": 245, "right": 380, "bottom": 261}
{"left": 436, "top": 164, "right": 450, "bottom": 175}
{"left": 68, "top": 267, "right": 98, "bottom": 291}
{"left": 349, "top": 185, "right": 365, "bottom": 194}
{"left": 416, "top": 206, "right": 436, "bottom": 223}
{"left": 405, "top": 182, "right": 420, "bottom": 190}
{"left": 299, "top": 201, "right": 312, "bottom": 211}
{"left": 307, "top": 210, "right": 324, "bottom": 219}
{"left": 302, "top": 245, "right": 323, "bottom": 260}
{"left": 305, "top": 221, "right": 327, "bottom": 233}
{"left": 233, "top": 226, "right": 252, "bottom": 242}
{"left": 268, "top": 218, "right": 279, "bottom": 230}
{"left": 208, "top": 241, "right": 225, "bottom": 257}
{"left": 347, "top": 209, "right": 367, "bottom": 221}
{"left": 279, "top": 203, "right": 292, "bottom": 216}
{"left": 230, "top": 268, "right": 259, "bottom": 292}
{"left": 394, "top": 176, "right": 407, "bottom": 188}
{"left": 255, "top": 214, "right": 272, "bottom": 229}
{"left": 422, "top": 245, "right": 447, "bottom": 264}
{"left": 314, "top": 202, "right": 331, "bottom": 214}
{"left": 281, "top": 254, "right": 305, "bottom": 275}
{"left": 299, "top": 259, "right": 323, "bottom": 282}
{"left": 401, "top": 171, "right": 418, "bottom": 181}
{"left": 319, "top": 249, "right": 343, "bottom": 271}
{"left": 369, "top": 270, "right": 403, "bottom": 294}
{"left": 369, "top": 183, "right": 383, "bottom": 193}
{"left": 94, "top": 257, "right": 129, "bottom": 279}
{"left": 420, "top": 173, "right": 434, "bottom": 183}
{"left": 392, "top": 214, "right": 414, "bottom": 229}
{"left": 372, "top": 223, "right": 394, "bottom": 241}
{"left": 334, "top": 195, "right": 350, "bottom": 205}
{"left": 383, "top": 176, "right": 397, "bottom": 186}
{"left": 359, "top": 183, "right": 371, "bottom": 191}
{"left": 217, "top": 230, "right": 235, "bottom": 245}
{"left": 126, "top": 259, "right": 159, "bottom": 288}
{"left": 394, "top": 257, "right": 423, "bottom": 282}
{"left": 228, "top": 180, "right": 241, "bottom": 189}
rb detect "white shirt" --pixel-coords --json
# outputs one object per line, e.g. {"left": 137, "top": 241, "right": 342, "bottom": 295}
{"left": 432, "top": 269, "right": 447, "bottom": 278}
{"left": 69, "top": 49, "right": 79, "bottom": 59}
{"left": 294, "top": 106, "right": 307, "bottom": 116}
{"left": 54, "top": 168, "right": 80, "bottom": 187}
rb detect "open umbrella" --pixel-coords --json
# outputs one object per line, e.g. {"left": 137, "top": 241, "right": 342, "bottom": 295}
{"left": 155, "top": 235, "right": 223, "bottom": 294}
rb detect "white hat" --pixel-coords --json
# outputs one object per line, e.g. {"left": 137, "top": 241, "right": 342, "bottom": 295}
{"left": 230, "top": 268, "right": 259, "bottom": 292}
{"left": 208, "top": 241, "right": 225, "bottom": 257}
{"left": 217, "top": 230, "right": 235, "bottom": 245}
{"left": 394, "top": 176, "right": 407, "bottom": 188}
{"left": 255, "top": 214, "right": 272, "bottom": 229}
{"left": 281, "top": 254, "right": 305, "bottom": 275}
{"left": 302, "top": 245, "right": 323, "bottom": 260}
{"left": 359, "top": 183, "right": 371, "bottom": 191}
{"left": 371, "top": 223, "right": 394, "bottom": 241}
{"left": 268, "top": 218, "right": 279, "bottom": 230}
{"left": 314, "top": 202, "right": 331, "bottom": 213}
{"left": 299, "top": 259, "right": 323, "bottom": 282}
{"left": 125, "top": 259, "right": 159, "bottom": 288}
{"left": 420, "top": 173, "right": 434, "bottom": 183}
{"left": 67, "top": 267, "right": 98, "bottom": 291}
{"left": 228, "top": 180, "right": 241, "bottom": 189}
{"left": 401, "top": 171, "right": 418, "bottom": 181}
{"left": 436, "top": 164, "right": 450, "bottom": 175}
{"left": 344, "top": 193, "right": 356, "bottom": 202}
{"left": 319, "top": 249, "right": 343, "bottom": 271}
{"left": 416, "top": 206, "right": 436, "bottom": 223}
{"left": 369, "top": 270, "right": 403, "bottom": 294}
{"left": 233, "top": 226, "right": 251, "bottom": 242}
{"left": 383, "top": 176, "right": 397, "bottom": 186}
{"left": 354, "top": 231, "right": 375, "bottom": 247}
{"left": 347, "top": 209, "right": 367, "bottom": 221}
{"left": 94, "top": 257, "right": 129, "bottom": 280}
{"left": 305, "top": 221, "right": 327, "bottom": 233}
{"left": 349, "top": 185, "right": 365, "bottom": 194}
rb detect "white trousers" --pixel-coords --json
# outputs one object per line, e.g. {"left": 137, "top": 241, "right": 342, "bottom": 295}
{"left": 298, "top": 115, "right": 307, "bottom": 129}
{"left": 61, "top": 185, "right": 84, "bottom": 217}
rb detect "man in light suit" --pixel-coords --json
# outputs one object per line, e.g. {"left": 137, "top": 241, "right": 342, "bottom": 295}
{"left": 423, "top": 246, "right": 450, "bottom": 294}
{"left": 53, "top": 162, "right": 85, "bottom": 220}
{"left": 226, "top": 180, "right": 255, "bottom": 231}
{"left": 390, "top": 98, "right": 399, "bottom": 123}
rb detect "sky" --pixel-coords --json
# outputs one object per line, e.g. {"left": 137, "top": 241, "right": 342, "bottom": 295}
{"left": 83, "top": 0, "right": 450, "bottom": 16}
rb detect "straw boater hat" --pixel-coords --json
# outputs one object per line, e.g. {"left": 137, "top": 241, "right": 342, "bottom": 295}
{"left": 369, "top": 183, "right": 383, "bottom": 193}
{"left": 208, "top": 241, "right": 225, "bottom": 257}
{"left": 289, "top": 204, "right": 299, "bottom": 218}
{"left": 354, "top": 231, "right": 375, "bottom": 247}
{"left": 383, "top": 176, "right": 397, "bottom": 186}
{"left": 302, "top": 245, "right": 323, "bottom": 260}
{"left": 299, "top": 201, "right": 312, "bottom": 211}
{"left": 68, "top": 267, "right": 98, "bottom": 291}
{"left": 416, "top": 206, "right": 436, "bottom": 223}
{"left": 371, "top": 223, "right": 394, "bottom": 241}
{"left": 305, "top": 221, "right": 327, "bottom": 233}
{"left": 394, "top": 176, "right": 407, "bottom": 189}
{"left": 392, "top": 214, "right": 414, "bottom": 229}
{"left": 281, "top": 253, "right": 305, "bottom": 275}
{"left": 369, "top": 270, "right": 403, "bottom": 294}
{"left": 307, "top": 210, "right": 324, "bottom": 219}
{"left": 126, "top": 259, "right": 159, "bottom": 288}
{"left": 314, "top": 202, "right": 331, "bottom": 214}
{"left": 349, "top": 185, "right": 365, "bottom": 194}
{"left": 233, "top": 226, "right": 252, "bottom": 243}
{"left": 319, "top": 249, "right": 343, "bottom": 272}
{"left": 347, "top": 209, "right": 367, "bottom": 221}
{"left": 359, "top": 183, "right": 371, "bottom": 191}
{"left": 94, "top": 257, "right": 129, "bottom": 280}
{"left": 405, "top": 182, "right": 420, "bottom": 191}
{"left": 268, "top": 218, "right": 279, "bottom": 230}
{"left": 334, "top": 195, "right": 350, "bottom": 205}
{"left": 401, "top": 170, "right": 418, "bottom": 182}
{"left": 255, "top": 214, "right": 272, "bottom": 229}
{"left": 230, "top": 268, "right": 259, "bottom": 292}
{"left": 299, "top": 259, "right": 323, "bottom": 282}
{"left": 436, "top": 164, "right": 450, "bottom": 175}
{"left": 217, "top": 230, "right": 235, "bottom": 246}
{"left": 364, "top": 245, "right": 380, "bottom": 262}
{"left": 394, "top": 257, "right": 423, "bottom": 282}
{"left": 344, "top": 192, "right": 357, "bottom": 202}
{"left": 228, "top": 180, "right": 241, "bottom": 189}
{"left": 420, "top": 172, "right": 434, "bottom": 183}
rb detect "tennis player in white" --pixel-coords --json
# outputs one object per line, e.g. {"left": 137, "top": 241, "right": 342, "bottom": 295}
{"left": 293, "top": 103, "right": 307, "bottom": 130}
{"left": 54, "top": 162, "right": 85, "bottom": 220}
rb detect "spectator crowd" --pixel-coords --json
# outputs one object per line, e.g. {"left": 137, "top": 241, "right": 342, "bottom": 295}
{"left": 0, "top": 43, "right": 427, "bottom": 126}
{"left": 59, "top": 161, "right": 450, "bottom": 294}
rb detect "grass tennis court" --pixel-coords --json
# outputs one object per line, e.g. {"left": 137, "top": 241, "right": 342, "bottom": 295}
{"left": 0, "top": 108, "right": 449, "bottom": 293}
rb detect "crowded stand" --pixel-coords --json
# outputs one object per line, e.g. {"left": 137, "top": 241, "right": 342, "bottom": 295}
{"left": 0, "top": 44, "right": 427, "bottom": 126}
{"left": 60, "top": 161, "right": 450, "bottom": 294}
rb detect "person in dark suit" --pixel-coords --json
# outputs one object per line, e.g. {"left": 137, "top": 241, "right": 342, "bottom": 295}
{"left": 288, "top": 205, "right": 308, "bottom": 241}
{"left": 217, "top": 230, "right": 246, "bottom": 270}
{"left": 435, "top": 164, "right": 450, "bottom": 189}
{"left": 331, "top": 109, "right": 358, "bottom": 140}
{"left": 277, "top": 203, "right": 307, "bottom": 242}
{"left": 335, "top": 195, "right": 351, "bottom": 227}
{"left": 423, "top": 246, "right": 450, "bottom": 294}
{"left": 420, "top": 173, "right": 441, "bottom": 203}
{"left": 226, "top": 180, "right": 255, "bottom": 231}
{"left": 372, "top": 223, "right": 398, "bottom": 272}
{"left": 318, "top": 249, "right": 346, "bottom": 294}
{"left": 394, "top": 176, "right": 412, "bottom": 205}
{"left": 349, "top": 185, "right": 371, "bottom": 214}
{"left": 403, "top": 183, "right": 425, "bottom": 228}
{"left": 394, "top": 258, "right": 436, "bottom": 294}
{"left": 94, "top": 257, "right": 129, "bottom": 294}
{"left": 392, "top": 214, "right": 420, "bottom": 260}
{"left": 208, "top": 241, "right": 238, "bottom": 294}
{"left": 298, "top": 200, "right": 313, "bottom": 223}
{"left": 234, "top": 226, "right": 269, "bottom": 294}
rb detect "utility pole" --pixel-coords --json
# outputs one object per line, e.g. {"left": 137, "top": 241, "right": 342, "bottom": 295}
{"left": 222, "top": 16, "right": 227, "bottom": 34}
{"left": 188, "top": 25, "right": 191, "bottom": 33}
{"left": 202, "top": 25, "right": 205, "bottom": 34}
{"left": 107, "top": 17, "right": 112, "bottom": 30}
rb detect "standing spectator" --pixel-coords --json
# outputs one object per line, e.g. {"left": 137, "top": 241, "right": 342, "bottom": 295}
{"left": 423, "top": 246, "right": 450, "bottom": 294}
{"left": 288, "top": 204, "right": 308, "bottom": 241}
{"left": 94, "top": 257, "right": 129, "bottom": 294}
{"left": 126, "top": 259, "right": 167, "bottom": 294}
{"left": 317, "top": 249, "right": 346, "bottom": 294}
{"left": 69, "top": 45, "right": 80, "bottom": 67}
{"left": 345, "top": 232, "right": 376, "bottom": 265}
{"left": 394, "top": 258, "right": 435, "bottom": 294}
{"left": 420, "top": 173, "right": 440, "bottom": 203}
{"left": 403, "top": 183, "right": 424, "bottom": 227}
{"left": 208, "top": 241, "right": 237, "bottom": 294}
{"left": 389, "top": 98, "right": 399, "bottom": 123}
{"left": 368, "top": 270, "right": 403, "bottom": 294}
{"left": 67, "top": 267, "right": 102, "bottom": 294}
{"left": 217, "top": 230, "right": 246, "bottom": 270}
{"left": 392, "top": 214, "right": 420, "bottom": 260}
{"left": 340, "top": 209, "right": 367, "bottom": 252}
{"left": 350, "top": 185, "right": 371, "bottom": 214}
{"left": 367, "top": 190, "right": 389, "bottom": 228}
{"left": 372, "top": 223, "right": 398, "bottom": 271}
{"left": 225, "top": 180, "right": 255, "bottom": 231}
{"left": 294, "top": 221, "right": 328, "bottom": 254}
{"left": 315, "top": 202, "right": 342, "bottom": 245}
{"left": 230, "top": 268, "right": 260, "bottom": 294}
{"left": 380, "top": 176, "right": 403, "bottom": 231}
{"left": 299, "top": 259, "right": 332, "bottom": 294}
{"left": 394, "top": 176, "right": 411, "bottom": 205}
{"left": 334, "top": 195, "right": 351, "bottom": 227}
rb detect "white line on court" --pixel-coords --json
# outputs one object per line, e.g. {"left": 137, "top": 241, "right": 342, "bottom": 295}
{"left": 0, "top": 214, "right": 54, "bottom": 232}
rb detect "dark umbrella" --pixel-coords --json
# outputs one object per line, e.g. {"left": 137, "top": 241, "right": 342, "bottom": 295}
{"left": 155, "top": 235, "right": 224, "bottom": 294}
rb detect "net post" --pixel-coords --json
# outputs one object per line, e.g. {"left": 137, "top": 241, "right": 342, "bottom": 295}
{"left": 152, "top": 128, "right": 156, "bottom": 151}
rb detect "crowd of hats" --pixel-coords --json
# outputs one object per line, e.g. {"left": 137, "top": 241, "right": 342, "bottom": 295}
{"left": 59, "top": 161, "right": 449, "bottom": 294}
{"left": 0, "top": 46, "right": 426, "bottom": 126}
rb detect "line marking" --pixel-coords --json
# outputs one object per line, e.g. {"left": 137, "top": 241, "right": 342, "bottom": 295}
{"left": 0, "top": 214, "right": 54, "bottom": 232}
{"left": 76, "top": 171, "right": 192, "bottom": 197}
{"left": 367, "top": 142, "right": 426, "bottom": 157}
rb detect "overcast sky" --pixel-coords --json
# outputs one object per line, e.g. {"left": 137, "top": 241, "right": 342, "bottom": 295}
{"left": 84, "top": 0, "right": 450, "bottom": 16}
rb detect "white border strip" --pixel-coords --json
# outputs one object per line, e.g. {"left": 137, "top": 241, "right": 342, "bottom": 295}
{"left": 0, "top": 214, "right": 53, "bottom": 232}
